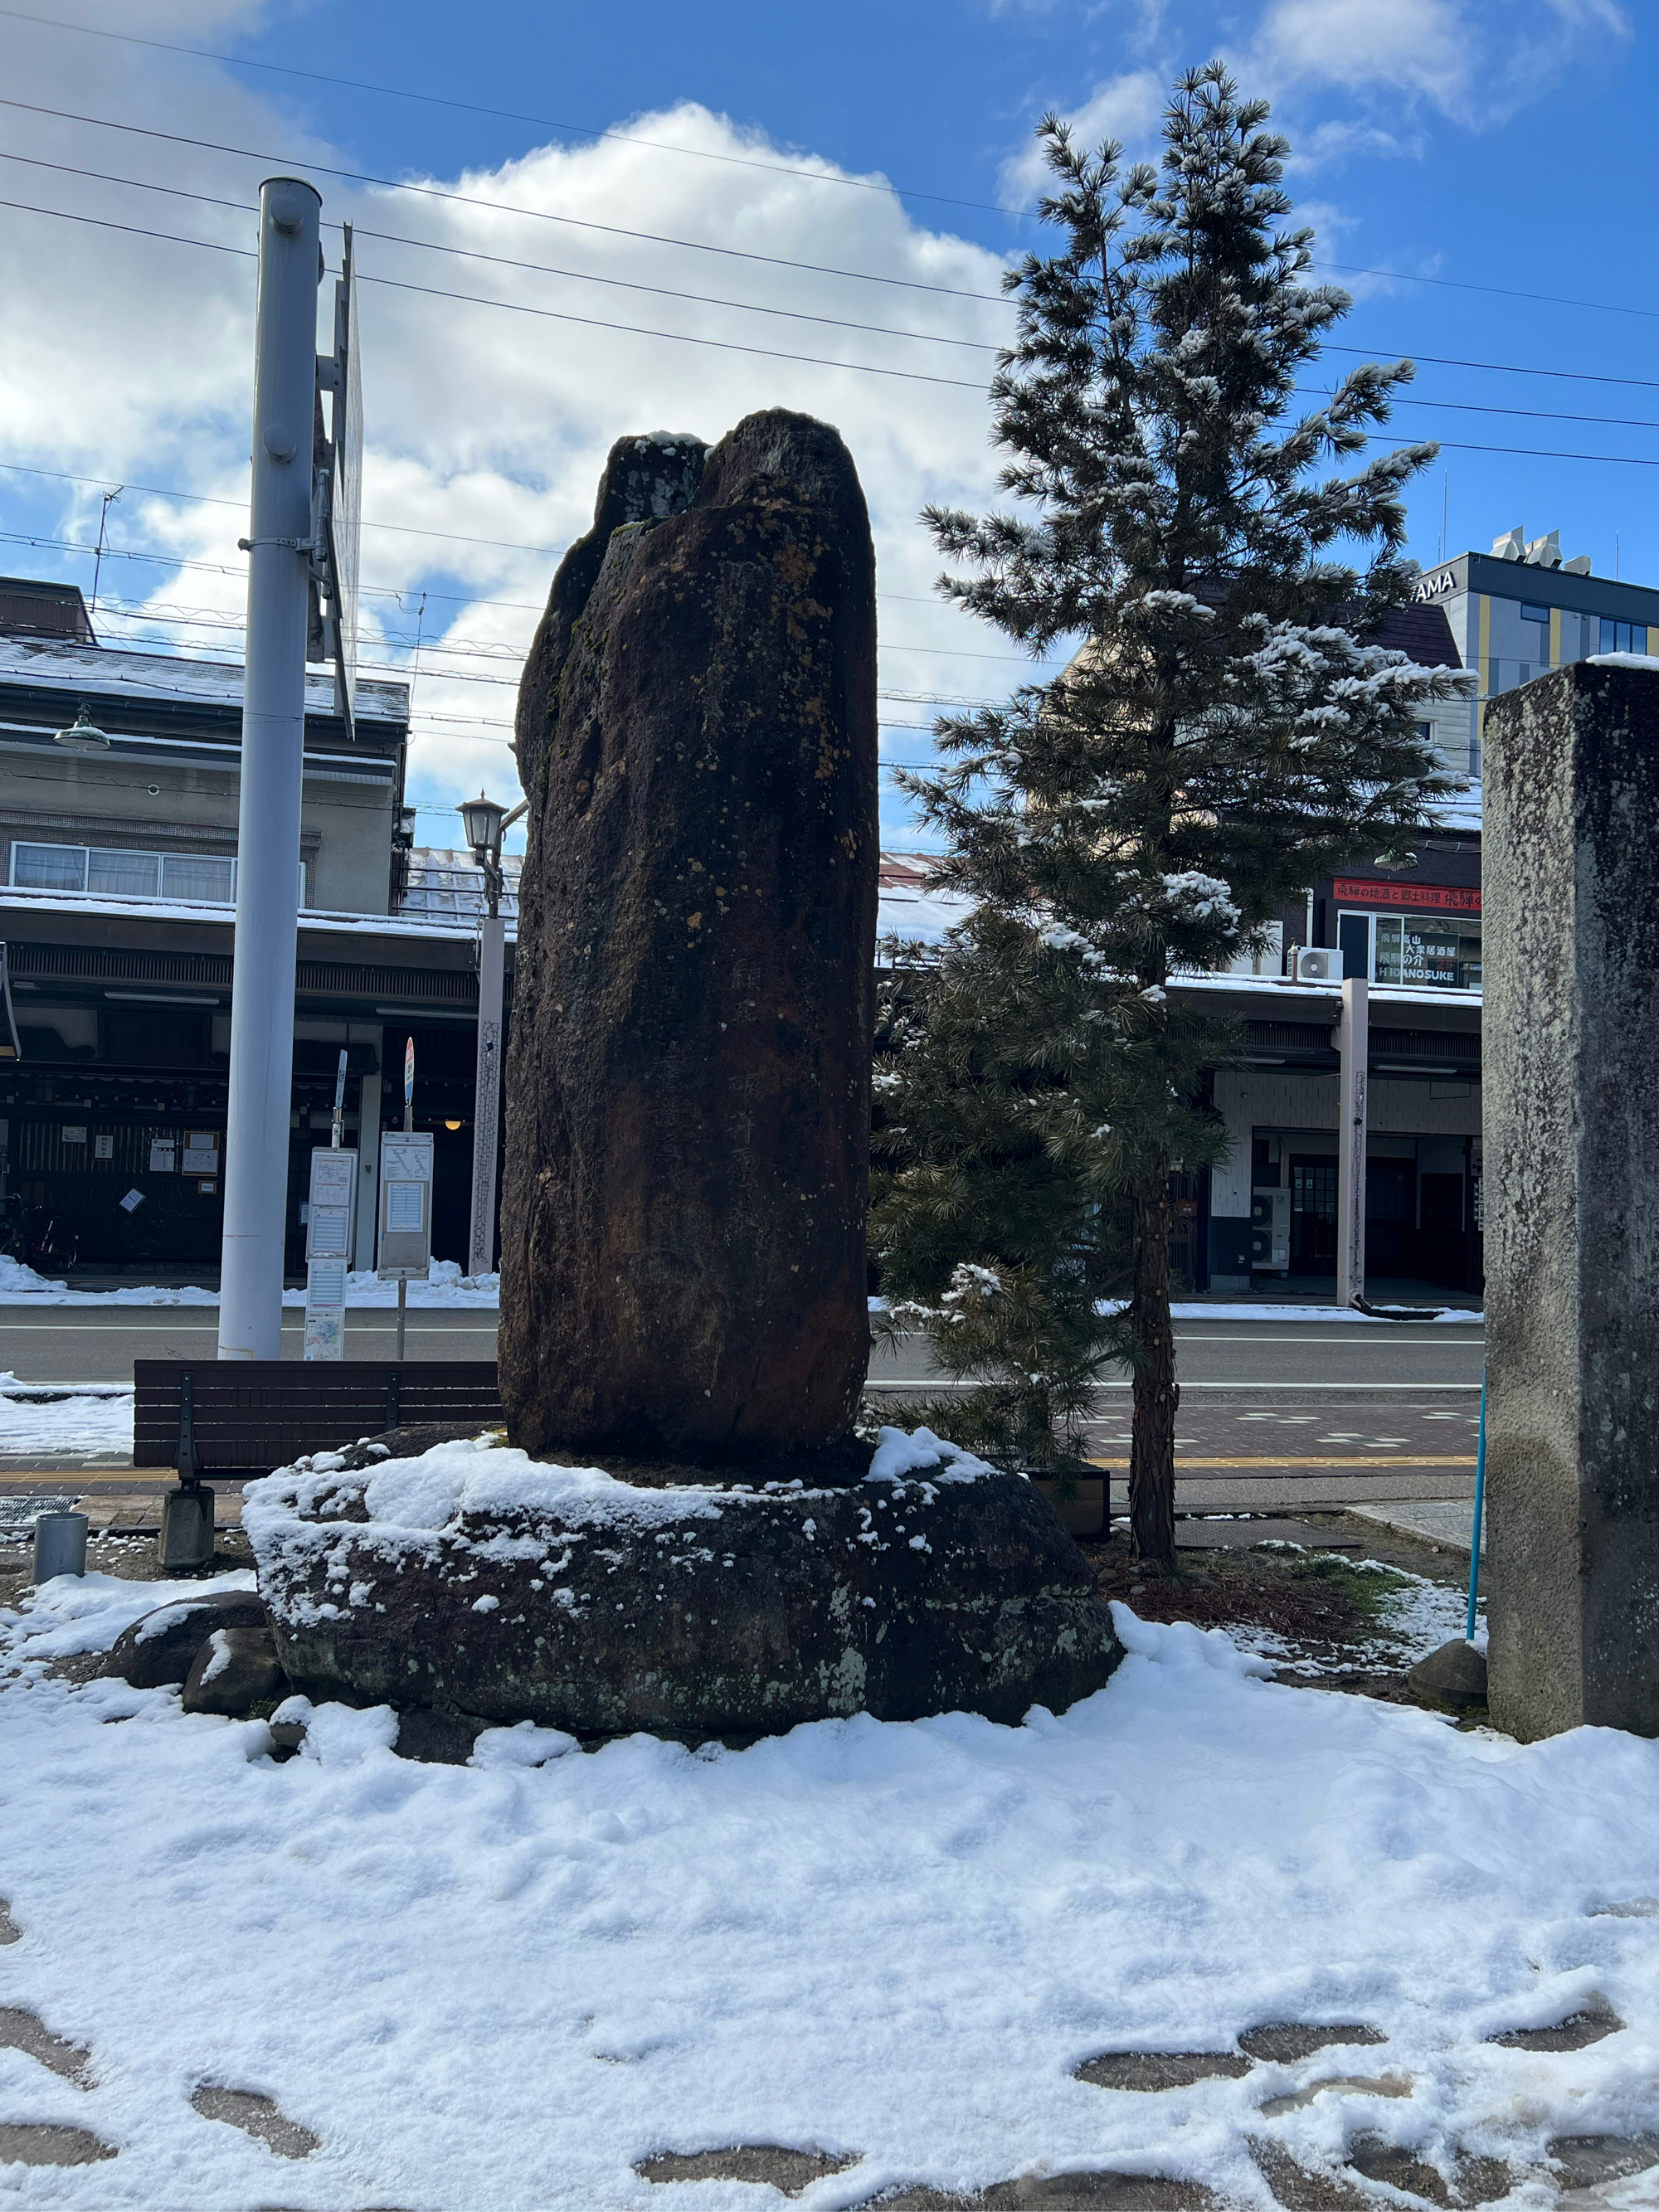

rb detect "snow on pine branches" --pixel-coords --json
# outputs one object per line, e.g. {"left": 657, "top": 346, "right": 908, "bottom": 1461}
{"left": 875, "top": 62, "right": 1472, "bottom": 1564}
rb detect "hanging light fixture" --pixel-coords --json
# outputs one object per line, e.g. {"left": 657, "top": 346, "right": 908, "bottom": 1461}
{"left": 53, "top": 703, "right": 111, "bottom": 753}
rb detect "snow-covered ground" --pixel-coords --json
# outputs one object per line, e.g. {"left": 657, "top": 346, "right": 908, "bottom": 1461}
{"left": 0, "top": 1376, "right": 134, "bottom": 1462}
{"left": 0, "top": 1258, "right": 500, "bottom": 1309}
{"left": 3, "top": 1553, "right": 1657, "bottom": 2210}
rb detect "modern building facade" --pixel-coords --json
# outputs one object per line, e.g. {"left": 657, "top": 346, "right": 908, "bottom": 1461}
{"left": 0, "top": 578, "right": 503, "bottom": 1277}
{"left": 1, "top": 531, "right": 1646, "bottom": 1297}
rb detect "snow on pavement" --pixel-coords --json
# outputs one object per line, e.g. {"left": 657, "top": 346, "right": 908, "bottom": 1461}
{"left": 3, "top": 1571, "right": 1658, "bottom": 2208}
{"left": 0, "top": 1376, "right": 134, "bottom": 1462}
{"left": 0, "top": 1257, "right": 500, "bottom": 1308}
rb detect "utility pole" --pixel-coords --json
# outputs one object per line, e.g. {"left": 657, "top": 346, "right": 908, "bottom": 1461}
{"left": 460, "top": 792, "right": 525, "bottom": 1280}
{"left": 219, "top": 177, "right": 322, "bottom": 1361}
{"left": 1336, "top": 976, "right": 1369, "bottom": 1310}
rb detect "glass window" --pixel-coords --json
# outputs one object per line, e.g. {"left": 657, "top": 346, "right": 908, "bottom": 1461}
{"left": 88, "top": 848, "right": 160, "bottom": 897}
{"left": 12, "top": 842, "right": 88, "bottom": 891}
{"left": 161, "top": 854, "right": 235, "bottom": 904}
{"left": 1520, "top": 602, "right": 1551, "bottom": 625}
{"left": 1601, "top": 617, "right": 1650, "bottom": 655}
{"left": 1374, "top": 912, "right": 1482, "bottom": 991}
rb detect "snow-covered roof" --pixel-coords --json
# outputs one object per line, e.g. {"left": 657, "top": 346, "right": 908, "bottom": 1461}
{"left": 876, "top": 853, "right": 973, "bottom": 945}
{"left": 0, "top": 634, "right": 409, "bottom": 722}
{"left": 1432, "top": 782, "right": 1482, "bottom": 834}
{"left": 400, "top": 849, "right": 521, "bottom": 922}
{"left": 392, "top": 848, "right": 979, "bottom": 946}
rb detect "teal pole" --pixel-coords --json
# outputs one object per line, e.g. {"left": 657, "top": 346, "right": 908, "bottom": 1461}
{"left": 1466, "top": 1368, "right": 1486, "bottom": 1643}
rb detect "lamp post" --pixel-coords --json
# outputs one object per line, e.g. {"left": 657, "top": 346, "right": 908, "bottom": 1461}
{"left": 460, "top": 792, "right": 525, "bottom": 1279}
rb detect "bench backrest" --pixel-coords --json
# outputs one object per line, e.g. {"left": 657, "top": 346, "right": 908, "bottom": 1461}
{"left": 133, "top": 1360, "right": 503, "bottom": 1477}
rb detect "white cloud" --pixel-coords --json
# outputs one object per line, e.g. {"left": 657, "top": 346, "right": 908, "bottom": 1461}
{"left": 0, "top": 3, "right": 1048, "bottom": 852}
{"left": 997, "top": 68, "right": 1166, "bottom": 205}
{"left": 1253, "top": 0, "right": 1632, "bottom": 127}
{"left": 1257, "top": 0, "right": 1473, "bottom": 106}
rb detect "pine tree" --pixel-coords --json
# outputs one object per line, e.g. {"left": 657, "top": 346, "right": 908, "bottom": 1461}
{"left": 881, "top": 62, "right": 1469, "bottom": 1568}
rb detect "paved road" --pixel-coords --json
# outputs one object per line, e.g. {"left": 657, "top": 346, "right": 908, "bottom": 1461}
{"left": 0, "top": 1306, "right": 500, "bottom": 1381}
{"left": 2, "top": 1308, "right": 1486, "bottom": 1516}
{"left": 870, "top": 1318, "right": 1486, "bottom": 1514}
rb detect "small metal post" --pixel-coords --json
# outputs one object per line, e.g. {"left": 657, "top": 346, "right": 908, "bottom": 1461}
{"left": 396, "top": 1271, "right": 406, "bottom": 1363}
{"left": 220, "top": 177, "right": 324, "bottom": 1363}
{"left": 386, "top": 1369, "right": 401, "bottom": 1430}
{"left": 33, "top": 1512, "right": 87, "bottom": 1582}
{"left": 176, "top": 1369, "right": 197, "bottom": 1481}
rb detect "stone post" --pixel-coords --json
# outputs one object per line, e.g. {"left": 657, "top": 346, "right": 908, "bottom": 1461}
{"left": 1485, "top": 659, "right": 1659, "bottom": 1740}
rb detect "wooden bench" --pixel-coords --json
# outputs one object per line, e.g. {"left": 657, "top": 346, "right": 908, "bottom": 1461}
{"left": 133, "top": 1361, "right": 503, "bottom": 1480}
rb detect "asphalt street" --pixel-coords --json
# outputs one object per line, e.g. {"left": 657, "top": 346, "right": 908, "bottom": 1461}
{"left": 0, "top": 1308, "right": 499, "bottom": 1381}
{"left": 1, "top": 1309, "right": 1486, "bottom": 1514}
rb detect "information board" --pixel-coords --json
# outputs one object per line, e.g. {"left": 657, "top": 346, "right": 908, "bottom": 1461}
{"left": 377, "top": 1132, "right": 432, "bottom": 1281}
{"left": 303, "top": 1146, "right": 358, "bottom": 1360}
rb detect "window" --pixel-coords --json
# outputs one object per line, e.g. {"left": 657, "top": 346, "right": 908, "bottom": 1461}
{"left": 12, "top": 842, "right": 88, "bottom": 891}
{"left": 1339, "top": 909, "right": 1482, "bottom": 992}
{"left": 161, "top": 854, "right": 235, "bottom": 904}
{"left": 7, "top": 843, "right": 308, "bottom": 907}
{"left": 1600, "top": 617, "right": 1650, "bottom": 655}
{"left": 1519, "top": 602, "right": 1551, "bottom": 625}
{"left": 88, "top": 848, "right": 159, "bottom": 897}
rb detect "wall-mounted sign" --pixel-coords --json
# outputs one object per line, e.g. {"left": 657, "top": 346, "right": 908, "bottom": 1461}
{"left": 182, "top": 1138, "right": 220, "bottom": 1172}
{"left": 1332, "top": 878, "right": 1481, "bottom": 915}
{"left": 61, "top": 1125, "right": 86, "bottom": 1145}
{"left": 119, "top": 1188, "right": 145, "bottom": 1213}
{"left": 94, "top": 1134, "right": 114, "bottom": 1160}
{"left": 148, "top": 1139, "right": 176, "bottom": 1174}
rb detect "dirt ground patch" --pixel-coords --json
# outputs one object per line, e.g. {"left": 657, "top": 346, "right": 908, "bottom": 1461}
{"left": 1082, "top": 1511, "right": 1474, "bottom": 1699}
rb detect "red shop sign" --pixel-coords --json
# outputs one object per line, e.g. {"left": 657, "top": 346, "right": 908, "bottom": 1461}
{"left": 1333, "top": 877, "right": 1481, "bottom": 915}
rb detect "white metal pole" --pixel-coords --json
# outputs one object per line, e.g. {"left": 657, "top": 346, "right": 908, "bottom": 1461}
{"left": 1335, "top": 976, "right": 1369, "bottom": 1309}
{"left": 219, "top": 177, "right": 321, "bottom": 1362}
{"left": 468, "top": 906, "right": 504, "bottom": 1279}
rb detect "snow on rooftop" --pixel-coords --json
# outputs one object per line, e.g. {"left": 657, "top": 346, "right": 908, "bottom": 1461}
{"left": 0, "top": 634, "right": 408, "bottom": 720}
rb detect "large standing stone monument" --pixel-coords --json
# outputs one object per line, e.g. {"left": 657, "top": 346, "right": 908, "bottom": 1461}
{"left": 499, "top": 413, "right": 878, "bottom": 1462}
{"left": 1484, "top": 659, "right": 1659, "bottom": 1740}
{"left": 246, "top": 411, "right": 1126, "bottom": 1742}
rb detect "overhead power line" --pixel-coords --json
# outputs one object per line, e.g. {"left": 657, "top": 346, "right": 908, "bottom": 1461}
{"left": 0, "top": 98, "right": 1012, "bottom": 305}
{"left": 7, "top": 10, "right": 1657, "bottom": 327}
{"left": 12, "top": 191, "right": 1659, "bottom": 429}
{"left": 7, "top": 164, "right": 1658, "bottom": 409}
{"left": 0, "top": 151, "right": 1004, "bottom": 354}
{"left": 0, "top": 4, "right": 1025, "bottom": 223}
{"left": 13, "top": 153, "right": 1659, "bottom": 418}
{"left": 0, "top": 518, "right": 978, "bottom": 619}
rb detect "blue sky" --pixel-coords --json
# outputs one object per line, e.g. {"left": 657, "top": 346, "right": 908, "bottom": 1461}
{"left": 0, "top": 0, "right": 1651, "bottom": 851}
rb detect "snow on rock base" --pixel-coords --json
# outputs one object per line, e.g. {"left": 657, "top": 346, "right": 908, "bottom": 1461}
{"left": 246, "top": 1428, "right": 1123, "bottom": 1738}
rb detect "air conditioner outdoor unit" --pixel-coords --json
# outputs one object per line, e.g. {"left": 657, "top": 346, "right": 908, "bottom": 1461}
{"left": 1292, "top": 945, "right": 1341, "bottom": 984}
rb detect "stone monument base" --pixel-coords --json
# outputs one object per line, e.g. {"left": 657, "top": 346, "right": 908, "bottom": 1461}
{"left": 245, "top": 1430, "right": 1123, "bottom": 1740}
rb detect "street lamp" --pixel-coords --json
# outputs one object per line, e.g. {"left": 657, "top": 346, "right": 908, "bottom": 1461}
{"left": 462, "top": 790, "right": 525, "bottom": 1277}
{"left": 53, "top": 703, "right": 111, "bottom": 753}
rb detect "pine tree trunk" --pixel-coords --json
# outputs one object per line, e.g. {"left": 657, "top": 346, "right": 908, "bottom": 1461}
{"left": 1128, "top": 1171, "right": 1179, "bottom": 1568}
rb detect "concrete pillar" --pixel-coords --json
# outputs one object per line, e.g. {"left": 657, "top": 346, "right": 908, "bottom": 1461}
{"left": 1485, "top": 660, "right": 1659, "bottom": 1740}
{"left": 1335, "top": 979, "right": 1367, "bottom": 1308}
